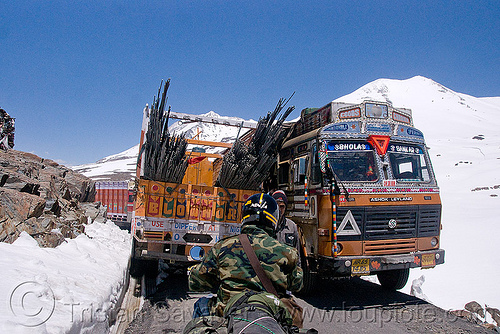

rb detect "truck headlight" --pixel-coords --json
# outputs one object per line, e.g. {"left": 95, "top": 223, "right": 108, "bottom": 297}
{"left": 431, "top": 237, "right": 438, "bottom": 247}
{"left": 332, "top": 243, "right": 343, "bottom": 255}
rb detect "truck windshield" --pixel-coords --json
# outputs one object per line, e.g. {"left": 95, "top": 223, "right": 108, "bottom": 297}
{"left": 327, "top": 147, "right": 378, "bottom": 182}
{"left": 387, "top": 144, "right": 431, "bottom": 182}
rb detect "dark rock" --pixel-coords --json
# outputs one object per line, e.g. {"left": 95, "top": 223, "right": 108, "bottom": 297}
{"left": 465, "top": 301, "right": 485, "bottom": 318}
{"left": 20, "top": 183, "right": 41, "bottom": 196}
{"left": 486, "top": 307, "right": 500, "bottom": 326}
{"left": 0, "top": 188, "right": 46, "bottom": 221}
{"left": 0, "top": 149, "right": 106, "bottom": 247}
{"left": 34, "top": 232, "right": 66, "bottom": 248}
{"left": 38, "top": 216, "right": 57, "bottom": 230}
{"left": 81, "top": 203, "right": 99, "bottom": 221}
{"left": 0, "top": 174, "right": 8, "bottom": 187}
{"left": 16, "top": 217, "right": 44, "bottom": 236}
{"left": 0, "top": 220, "right": 16, "bottom": 242}
{"left": 61, "top": 187, "right": 72, "bottom": 201}
{"left": 449, "top": 309, "right": 482, "bottom": 325}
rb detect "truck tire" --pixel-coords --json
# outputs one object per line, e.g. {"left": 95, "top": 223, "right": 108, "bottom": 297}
{"left": 129, "top": 257, "right": 144, "bottom": 278}
{"left": 142, "top": 260, "right": 159, "bottom": 297}
{"left": 300, "top": 267, "right": 318, "bottom": 295}
{"left": 376, "top": 268, "right": 410, "bottom": 290}
{"left": 298, "top": 257, "right": 318, "bottom": 295}
{"left": 129, "top": 239, "right": 159, "bottom": 279}
{"left": 129, "top": 239, "right": 143, "bottom": 278}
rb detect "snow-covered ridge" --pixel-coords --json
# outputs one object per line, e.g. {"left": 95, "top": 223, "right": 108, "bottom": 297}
{"left": 0, "top": 222, "right": 131, "bottom": 333}
{"left": 95, "top": 144, "right": 140, "bottom": 164}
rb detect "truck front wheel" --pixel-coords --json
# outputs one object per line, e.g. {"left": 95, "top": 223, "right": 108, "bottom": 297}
{"left": 376, "top": 268, "right": 410, "bottom": 290}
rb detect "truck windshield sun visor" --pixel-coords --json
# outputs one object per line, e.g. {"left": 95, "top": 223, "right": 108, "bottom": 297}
{"left": 327, "top": 150, "right": 378, "bottom": 182}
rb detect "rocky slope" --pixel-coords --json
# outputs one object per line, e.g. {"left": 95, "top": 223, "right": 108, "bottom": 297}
{"left": 0, "top": 149, "right": 106, "bottom": 247}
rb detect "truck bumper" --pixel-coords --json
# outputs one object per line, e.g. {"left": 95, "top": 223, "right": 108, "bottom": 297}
{"left": 138, "top": 250, "right": 190, "bottom": 262}
{"left": 318, "top": 249, "right": 445, "bottom": 276}
{"left": 132, "top": 235, "right": 206, "bottom": 264}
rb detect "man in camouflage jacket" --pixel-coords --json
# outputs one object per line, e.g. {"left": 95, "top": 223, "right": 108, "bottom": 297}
{"left": 189, "top": 193, "right": 303, "bottom": 317}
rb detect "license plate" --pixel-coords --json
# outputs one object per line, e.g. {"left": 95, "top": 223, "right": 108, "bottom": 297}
{"left": 421, "top": 253, "right": 436, "bottom": 268}
{"left": 351, "top": 258, "right": 370, "bottom": 276}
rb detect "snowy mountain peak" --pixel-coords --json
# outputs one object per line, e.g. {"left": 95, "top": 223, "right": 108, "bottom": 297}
{"left": 335, "top": 76, "right": 500, "bottom": 140}
{"left": 337, "top": 75, "right": 489, "bottom": 108}
{"left": 203, "top": 110, "right": 220, "bottom": 117}
{"left": 336, "top": 76, "right": 456, "bottom": 107}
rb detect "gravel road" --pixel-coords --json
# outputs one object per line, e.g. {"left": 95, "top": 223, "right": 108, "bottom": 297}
{"left": 124, "top": 273, "right": 491, "bottom": 334}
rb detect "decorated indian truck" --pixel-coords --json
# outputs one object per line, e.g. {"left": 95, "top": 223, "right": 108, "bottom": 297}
{"left": 278, "top": 100, "right": 445, "bottom": 291}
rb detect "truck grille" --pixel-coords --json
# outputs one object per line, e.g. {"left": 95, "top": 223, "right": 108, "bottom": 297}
{"left": 418, "top": 207, "right": 441, "bottom": 237}
{"left": 365, "top": 208, "right": 416, "bottom": 240}
{"left": 336, "top": 205, "right": 441, "bottom": 242}
{"left": 364, "top": 239, "right": 416, "bottom": 255}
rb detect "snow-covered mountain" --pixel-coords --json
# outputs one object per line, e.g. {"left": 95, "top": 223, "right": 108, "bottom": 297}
{"left": 336, "top": 75, "right": 500, "bottom": 142}
{"left": 72, "top": 76, "right": 500, "bottom": 311}
{"left": 72, "top": 112, "right": 254, "bottom": 181}
{"left": 169, "top": 110, "right": 254, "bottom": 144}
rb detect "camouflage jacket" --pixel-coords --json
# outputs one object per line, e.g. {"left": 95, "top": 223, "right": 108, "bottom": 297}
{"left": 189, "top": 224, "right": 303, "bottom": 316}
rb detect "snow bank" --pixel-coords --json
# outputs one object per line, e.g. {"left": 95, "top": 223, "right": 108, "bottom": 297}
{"left": 0, "top": 221, "right": 131, "bottom": 334}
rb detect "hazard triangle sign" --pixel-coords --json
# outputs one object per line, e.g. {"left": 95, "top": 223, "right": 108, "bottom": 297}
{"left": 337, "top": 210, "right": 361, "bottom": 236}
{"left": 367, "top": 135, "right": 390, "bottom": 156}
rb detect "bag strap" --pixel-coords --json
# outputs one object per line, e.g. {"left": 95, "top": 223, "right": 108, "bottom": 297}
{"left": 224, "top": 290, "right": 255, "bottom": 317}
{"left": 238, "top": 234, "right": 278, "bottom": 296}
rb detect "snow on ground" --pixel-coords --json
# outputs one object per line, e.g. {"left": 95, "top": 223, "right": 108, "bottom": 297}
{"left": 409, "top": 136, "right": 500, "bottom": 311}
{"left": 0, "top": 221, "right": 131, "bottom": 334}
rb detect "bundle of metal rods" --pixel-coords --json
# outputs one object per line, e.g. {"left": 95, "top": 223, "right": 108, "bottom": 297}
{"left": 216, "top": 97, "right": 294, "bottom": 190}
{"left": 142, "top": 80, "right": 188, "bottom": 183}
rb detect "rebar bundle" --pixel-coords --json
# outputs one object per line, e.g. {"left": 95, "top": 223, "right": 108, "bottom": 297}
{"left": 142, "top": 80, "right": 188, "bottom": 183}
{"left": 216, "top": 96, "right": 295, "bottom": 190}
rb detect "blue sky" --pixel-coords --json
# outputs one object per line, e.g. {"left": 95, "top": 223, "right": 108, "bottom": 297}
{"left": 1, "top": 1, "right": 498, "bottom": 165}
